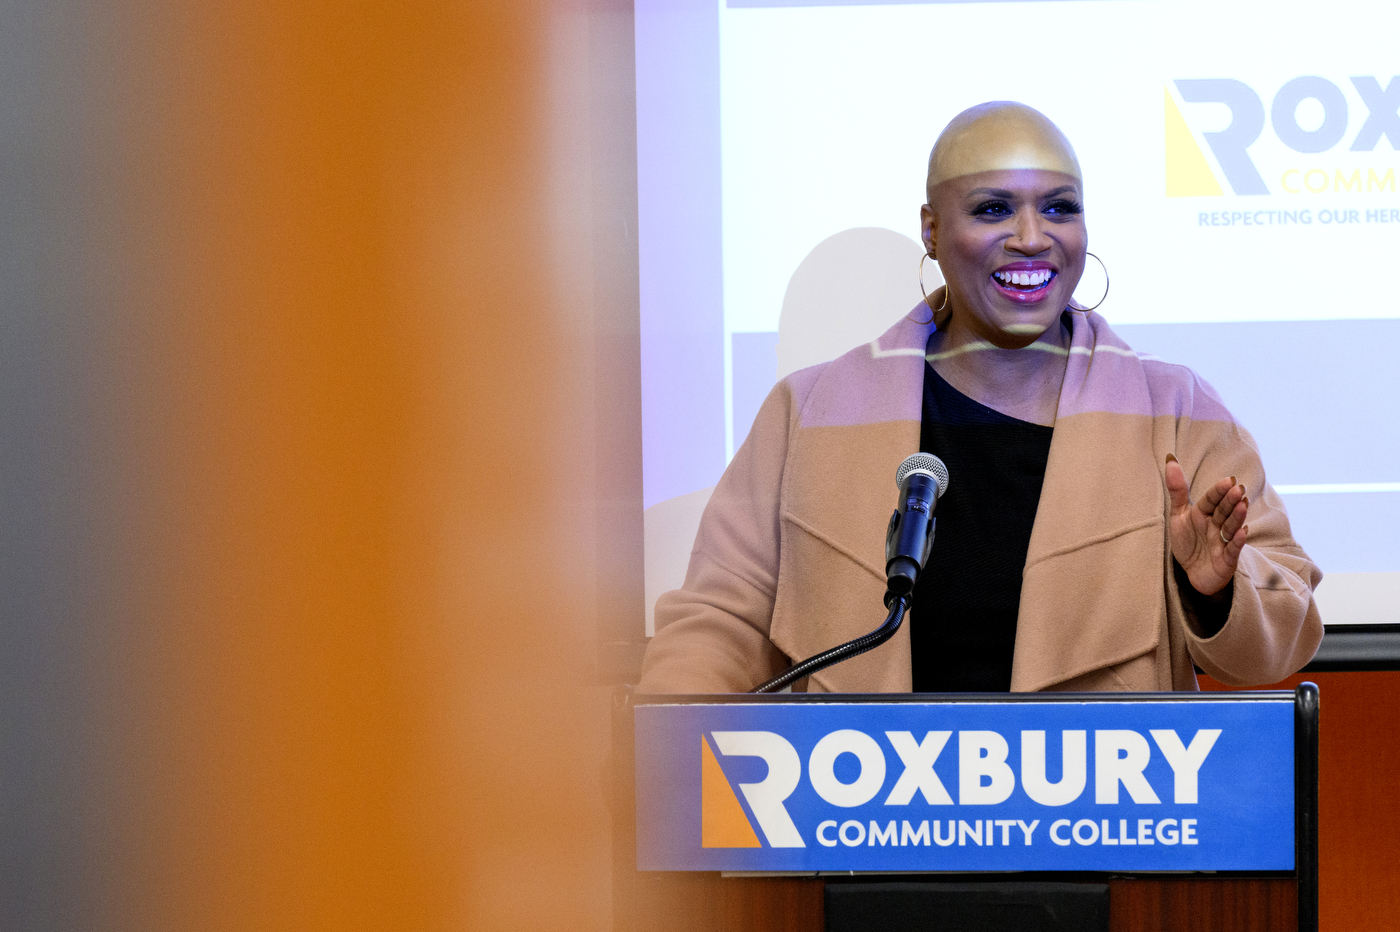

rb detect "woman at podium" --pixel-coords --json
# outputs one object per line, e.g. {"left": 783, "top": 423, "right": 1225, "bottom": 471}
{"left": 638, "top": 102, "right": 1323, "bottom": 695}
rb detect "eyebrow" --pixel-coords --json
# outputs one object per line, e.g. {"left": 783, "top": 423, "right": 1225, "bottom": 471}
{"left": 965, "top": 185, "right": 1080, "bottom": 199}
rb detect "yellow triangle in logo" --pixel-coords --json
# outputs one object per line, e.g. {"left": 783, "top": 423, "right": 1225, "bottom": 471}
{"left": 701, "top": 736, "right": 761, "bottom": 848}
{"left": 1165, "top": 88, "right": 1223, "bottom": 197}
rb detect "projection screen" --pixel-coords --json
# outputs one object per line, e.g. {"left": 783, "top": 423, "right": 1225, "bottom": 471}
{"left": 636, "top": 0, "right": 1400, "bottom": 632}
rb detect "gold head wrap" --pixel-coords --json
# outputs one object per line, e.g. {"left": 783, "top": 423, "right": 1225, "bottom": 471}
{"left": 926, "top": 102, "right": 1082, "bottom": 199}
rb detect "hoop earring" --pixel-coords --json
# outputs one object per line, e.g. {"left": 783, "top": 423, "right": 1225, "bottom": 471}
{"left": 919, "top": 253, "right": 949, "bottom": 315}
{"left": 1072, "top": 251, "right": 1110, "bottom": 312}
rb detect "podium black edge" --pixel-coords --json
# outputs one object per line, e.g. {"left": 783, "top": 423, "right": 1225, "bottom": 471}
{"left": 1294, "top": 682, "right": 1319, "bottom": 932}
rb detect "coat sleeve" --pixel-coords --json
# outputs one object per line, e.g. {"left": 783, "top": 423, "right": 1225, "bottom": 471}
{"left": 1169, "top": 376, "right": 1324, "bottom": 686}
{"left": 636, "top": 376, "right": 808, "bottom": 694}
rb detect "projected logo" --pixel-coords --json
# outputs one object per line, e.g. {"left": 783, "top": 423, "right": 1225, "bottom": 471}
{"left": 1166, "top": 76, "right": 1400, "bottom": 196}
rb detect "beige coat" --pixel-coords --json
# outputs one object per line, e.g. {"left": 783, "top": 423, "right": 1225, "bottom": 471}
{"left": 639, "top": 306, "right": 1323, "bottom": 694}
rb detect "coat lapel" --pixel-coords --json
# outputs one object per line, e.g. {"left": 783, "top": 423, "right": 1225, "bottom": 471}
{"left": 768, "top": 306, "right": 1168, "bottom": 694}
{"left": 1012, "top": 311, "right": 1166, "bottom": 691}
{"left": 769, "top": 307, "right": 931, "bottom": 692}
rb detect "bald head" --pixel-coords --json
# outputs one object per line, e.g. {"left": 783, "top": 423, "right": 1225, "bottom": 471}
{"left": 926, "top": 102, "right": 1081, "bottom": 201}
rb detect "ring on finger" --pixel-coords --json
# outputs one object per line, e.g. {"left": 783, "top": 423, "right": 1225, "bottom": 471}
{"left": 1220, "top": 526, "right": 1231, "bottom": 545}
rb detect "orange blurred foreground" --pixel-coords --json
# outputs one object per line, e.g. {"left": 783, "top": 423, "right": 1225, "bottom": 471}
{"left": 0, "top": 2, "right": 633, "bottom": 930}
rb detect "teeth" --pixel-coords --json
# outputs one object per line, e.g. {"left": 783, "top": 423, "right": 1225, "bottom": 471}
{"left": 995, "top": 269, "right": 1053, "bottom": 287}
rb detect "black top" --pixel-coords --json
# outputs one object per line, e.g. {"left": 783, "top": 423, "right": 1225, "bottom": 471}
{"left": 910, "top": 364, "right": 1053, "bottom": 692}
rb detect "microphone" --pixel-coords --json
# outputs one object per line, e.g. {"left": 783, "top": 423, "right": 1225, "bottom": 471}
{"left": 884, "top": 452, "right": 949, "bottom": 603}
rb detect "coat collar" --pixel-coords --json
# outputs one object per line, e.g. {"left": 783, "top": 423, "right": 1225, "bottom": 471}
{"left": 774, "top": 305, "right": 1164, "bottom": 692}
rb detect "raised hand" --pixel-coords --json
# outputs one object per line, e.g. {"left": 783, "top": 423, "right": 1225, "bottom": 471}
{"left": 1165, "top": 454, "right": 1247, "bottom": 598}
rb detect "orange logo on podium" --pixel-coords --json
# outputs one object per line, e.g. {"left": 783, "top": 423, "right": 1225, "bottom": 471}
{"left": 701, "top": 735, "right": 761, "bottom": 848}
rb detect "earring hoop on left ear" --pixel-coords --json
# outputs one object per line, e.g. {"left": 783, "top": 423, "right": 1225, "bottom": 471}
{"left": 919, "top": 253, "right": 949, "bottom": 315}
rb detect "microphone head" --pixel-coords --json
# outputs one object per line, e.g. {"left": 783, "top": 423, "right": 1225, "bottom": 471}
{"left": 895, "top": 452, "right": 949, "bottom": 499}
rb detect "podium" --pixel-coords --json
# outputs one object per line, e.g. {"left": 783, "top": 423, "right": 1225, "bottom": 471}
{"left": 612, "top": 685, "right": 1319, "bottom": 932}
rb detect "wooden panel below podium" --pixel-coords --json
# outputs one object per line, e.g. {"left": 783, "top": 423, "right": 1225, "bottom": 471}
{"left": 629, "top": 873, "right": 823, "bottom": 932}
{"left": 623, "top": 873, "right": 1296, "bottom": 932}
{"left": 628, "top": 873, "right": 821, "bottom": 932}
{"left": 1111, "top": 878, "right": 1297, "bottom": 932}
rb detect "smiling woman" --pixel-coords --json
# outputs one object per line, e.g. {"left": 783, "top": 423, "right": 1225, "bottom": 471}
{"left": 638, "top": 102, "right": 1323, "bottom": 697}
{"left": 919, "top": 103, "right": 1088, "bottom": 425}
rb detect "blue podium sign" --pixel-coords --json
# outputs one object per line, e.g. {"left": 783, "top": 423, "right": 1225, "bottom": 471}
{"left": 634, "top": 695, "right": 1296, "bottom": 873}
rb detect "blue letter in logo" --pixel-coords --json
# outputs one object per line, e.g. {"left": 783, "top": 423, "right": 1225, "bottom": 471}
{"left": 1350, "top": 76, "right": 1400, "bottom": 151}
{"left": 1272, "top": 77, "right": 1348, "bottom": 153}
{"left": 1175, "top": 79, "right": 1268, "bottom": 195}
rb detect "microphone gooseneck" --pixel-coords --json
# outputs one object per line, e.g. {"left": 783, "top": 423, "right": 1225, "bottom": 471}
{"left": 750, "top": 594, "right": 910, "bottom": 694}
{"left": 748, "top": 453, "right": 949, "bottom": 693}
